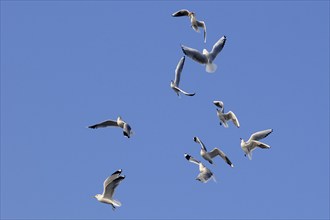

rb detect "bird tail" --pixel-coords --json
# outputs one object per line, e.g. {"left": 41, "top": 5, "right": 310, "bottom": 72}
{"left": 247, "top": 152, "right": 252, "bottom": 160}
{"left": 206, "top": 63, "right": 217, "bottom": 73}
{"left": 111, "top": 199, "right": 122, "bottom": 207}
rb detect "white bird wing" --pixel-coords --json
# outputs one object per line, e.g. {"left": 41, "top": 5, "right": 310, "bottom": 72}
{"left": 181, "top": 45, "right": 208, "bottom": 64}
{"left": 208, "top": 148, "right": 234, "bottom": 167}
{"left": 174, "top": 56, "right": 185, "bottom": 87}
{"left": 248, "top": 129, "right": 273, "bottom": 142}
{"left": 223, "top": 111, "right": 240, "bottom": 128}
{"left": 251, "top": 140, "right": 271, "bottom": 149}
{"left": 172, "top": 9, "right": 190, "bottom": 17}
{"left": 209, "top": 35, "right": 227, "bottom": 63}
{"left": 213, "top": 100, "right": 224, "bottom": 109}
{"left": 184, "top": 153, "right": 200, "bottom": 165}
{"left": 88, "top": 120, "right": 118, "bottom": 129}
{"left": 102, "top": 170, "right": 122, "bottom": 196}
{"left": 196, "top": 20, "right": 207, "bottom": 43}
{"left": 123, "top": 123, "right": 132, "bottom": 138}
{"left": 175, "top": 86, "right": 195, "bottom": 96}
{"left": 193, "top": 136, "right": 207, "bottom": 151}
{"left": 103, "top": 175, "right": 125, "bottom": 200}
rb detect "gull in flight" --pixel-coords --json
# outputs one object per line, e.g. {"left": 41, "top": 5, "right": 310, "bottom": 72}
{"left": 172, "top": 9, "right": 207, "bottom": 43}
{"left": 170, "top": 56, "right": 195, "bottom": 97}
{"left": 193, "top": 137, "right": 234, "bottom": 167}
{"left": 240, "top": 129, "right": 273, "bottom": 160}
{"left": 181, "top": 35, "right": 226, "bottom": 73}
{"left": 93, "top": 169, "right": 125, "bottom": 210}
{"left": 88, "top": 116, "right": 133, "bottom": 138}
{"left": 213, "top": 101, "right": 240, "bottom": 128}
{"left": 184, "top": 153, "right": 215, "bottom": 183}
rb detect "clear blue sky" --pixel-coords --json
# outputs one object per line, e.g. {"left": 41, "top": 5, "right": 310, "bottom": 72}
{"left": 1, "top": 1, "right": 329, "bottom": 219}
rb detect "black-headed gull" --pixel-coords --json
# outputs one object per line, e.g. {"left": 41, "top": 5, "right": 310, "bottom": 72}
{"left": 240, "top": 129, "right": 273, "bottom": 160}
{"left": 172, "top": 9, "right": 207, "bottom": 43}
{"left": 88, "top": 116, "right": 133, "bottom": 138}
{"left": 181, "top": 36, "right": 226, "bottom": 73}
{"left": 213, "top": 100, "right": 240, "bottom": 128}
{"left": 93, "top": 169, "right": 125, "bottom": 210}
{"left": 193, "top": 137, "right": 234, "bottom": 167}
{"left": 170, "top": 56, "right": 195, "bottom": 97}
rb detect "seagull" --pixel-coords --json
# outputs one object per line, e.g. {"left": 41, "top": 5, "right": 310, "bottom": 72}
{"left": 172, "top": 9, "right": 207, "bottom": 43}
{"left": 93, "top": 169, "right": 125, "bottom": 210}
{"left": 181, "top": 35, "right": 226, "bottom": 73}
{"left": 193, "top": 136, "right": 234, "bottom": 167}
{"left": 88, "top": 116, "right": 133, "bottom": 138}
{"left": 240, "top": 129, "right": 273, "bottom": 160}
{"left": 216, "top": 108, "right": 240, "bottom": 128}
{"left": 170, "top": 56, "right": 195, "bottom": 97}
{"left": 184, "top": 153, "right": 215, "bottom": 183}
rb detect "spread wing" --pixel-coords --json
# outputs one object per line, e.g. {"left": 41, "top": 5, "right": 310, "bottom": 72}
{"left": 172, "top": 9, "right": 190, "bottom": 17}
{"left": 193, "top": 136, "right": 207, "bottom": 151}
{"left": 184, "top": 153, "right": 200, "bottom": 165}
{"left": 174, "top": 56, "right": 185, "bottom": 86}
{"left": 209, "top": 35, "right": 226, "bottom": 62}
{"left": 196, "top": 20, "right": 207, "bottom": 43}
{"left": 181, "top": 45, "right": 208, "bottom": 64}
{"left": 102, "top": 169, "right": 122, "bottom": 196}
{"left": 88, "top": 120, "right": 118, "bottom": 129}
{"left": 248, "top": 129, "right": 273, "bottom": 142}
{"left": 223, "top": 111, "right": 240, "bottom": 128}
{"left": 208, "top": 148, "right": 234, "bottom": 167}
{"left": 213, "top": 100, "right": 224, "bottom": 109}
{"left": 175, "top": 86, "right": 195, "bottom": 96}
{"left": 251, "top": 140, "right": 271, "bottom": 149}
{"left": 103, "top": 175, "right": 125, "bottom": 200}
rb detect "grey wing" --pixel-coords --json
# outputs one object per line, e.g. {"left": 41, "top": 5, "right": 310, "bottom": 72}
{"left": 251, "top": 140, "right": 271, "bottom": 149}
{"left": 172, "top": 9, "right": 190, "bottom": 17}
{"left": 102, "top": 170, "right": 122, "bottom": 196}
{"left": 181, "top": 45, "right": 208, "bottom": 64}
{"left": 224, "top": 111, "right": 240, "bottom": 128}
{"left": 209, "top": 35, "right": 227, "bottom": 62}
{"left": 88, "top": 120, "right": 118, "bottom": 129}
{"left": 196, "top": 20, "right": 207, "bottom": 43}
{"left": 209, "top": 148, "right": 234, "bottom": 167}
{"left": 123, "top": 123, "right": 132, "bottom": 138}
{"left": 176, "top": 87, "right": 195, "bottom": 96}
{"left": 193, "top": 136, "right": 207, "bottom": 151}
{"left": 248, "top": 129, "right": 273, "bottom": 142}
{"left": 104, "top": 175, "right": 125, "bottom": 199}
{"left": 184, "top": 153, "right": 200, "bottom": 165}
{"left": 174, "top": 56, "right": 185, "bottom": 86}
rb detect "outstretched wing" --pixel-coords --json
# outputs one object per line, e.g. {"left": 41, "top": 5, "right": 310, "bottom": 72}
{"left": 209, "top": 35, "right": 226, "bottom": 62}
{"left": 184, "top": 153, "right": 200, "bottom": 165}
{"left": 248, "top": 129, "right": 273, "bottom": 142}
{"left": 88, "top": 120, "right": 118, "bottom": 129}
{"left": 175, "top": 86, "right": 195, "bottom": 96}
{"left": 213, "top": 100, "right": 224, "bottom": 109}
{"left": 208, "top": 148, "right": 234, "bottom": 167}
{"left": 223, "top": 111, "right": 240, "bottom": 128}
{"left": 174, "top": 56, "right": 185, "bottom": 87}
{"left": 193, "top": 136, "right": 207, "bottom": 151}
{"left": 102, "top": 169, "right": 122, "bottom": 196}
{"left": 251, "top": 140, "right": 271, "bottom": 149}
{"left": 181, "top": 45, "right": 208, "bottom": 64}
{"left": 172, "top": 9, "right": 190, "bottom": 17}
{"left": 104, "top": 175, "right": 125, "bottom": 200}
{"left": 196, "top": 20, "right": 207, "bottom": 43}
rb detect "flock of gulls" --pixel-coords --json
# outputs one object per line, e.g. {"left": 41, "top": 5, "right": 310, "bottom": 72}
{"left": 88, "top": 9, "right": 273, "bottom": 210}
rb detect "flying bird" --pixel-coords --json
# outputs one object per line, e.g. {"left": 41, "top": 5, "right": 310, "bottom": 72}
{"left": 88, "top": 116, "right": 133, "bottom": 138}
{"left": 170, "top": 56, "right": 195, "bottom": 97}
{"left": 240, "top": 129, "right": 273, "bottom": 160}
{"left": 193, "top": 136, "right": 234, "bottom": 167}
{"left": 184, "top": 153, "right": 215, "bottom": 183}
{"left": 181, "top": 35, "right": 226, "bottom": 73}
{"left": 172, "top": 9, "right": 207, "bottom": 43}
{"left": 93, "top": 169, "right": 125, "bottom": 210}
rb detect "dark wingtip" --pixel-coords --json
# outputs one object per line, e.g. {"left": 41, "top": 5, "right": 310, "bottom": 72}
{"left": 112, "top": 169, "right": 122, "bottom": 176}
{"left": 184, "top": 153, "right": 191, "bottom": 160}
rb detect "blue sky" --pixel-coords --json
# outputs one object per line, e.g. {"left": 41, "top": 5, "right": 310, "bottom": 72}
{"left": 1, "top": 1, "right": 329, "bottom": 219}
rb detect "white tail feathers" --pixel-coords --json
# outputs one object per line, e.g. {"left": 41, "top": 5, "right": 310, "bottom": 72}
{"left": 111, "top": 199, "right": 122, "bottom": 207}
{"left": 206, "top": 63, "right": 217, "bottom": 73}
{"left": 247, "top": 152, "right": 252, "bottom": 160}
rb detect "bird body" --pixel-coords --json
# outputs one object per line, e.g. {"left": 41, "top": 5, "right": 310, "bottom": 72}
{"left": 170, "top": 56, "right": 195, "bottom": 97}
{"left": 181, "top": 36, "right": 226, "bottom": 73}
{"left": 193, "top": 137, "right": 234, "bottom": 167}
{"left": 172, "top": 9, "right": 207, "bottom": 43}
{"left": 240, "top": 129, "right": 273, "bottom": 160}
{"left": 94, "top": 169, "right": 125, "bottom": 210}
{"left": 88, "top": 116, "right": 133, "bottom": 138}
